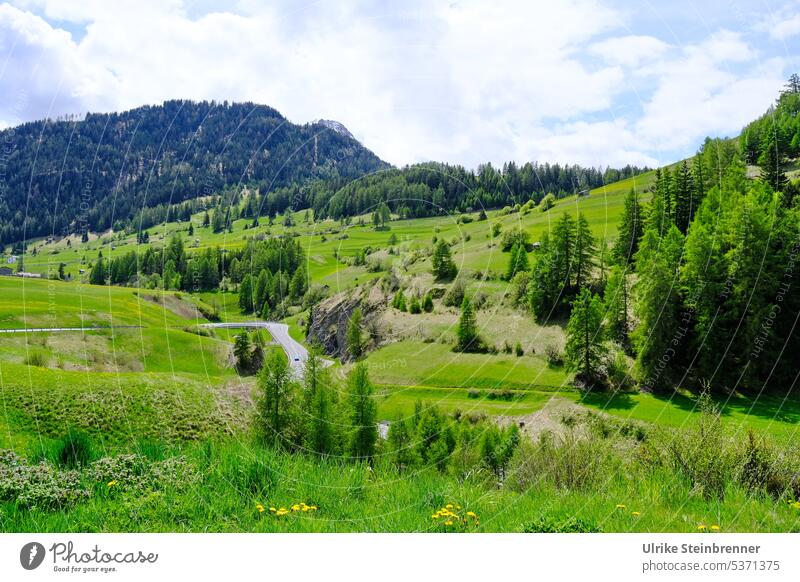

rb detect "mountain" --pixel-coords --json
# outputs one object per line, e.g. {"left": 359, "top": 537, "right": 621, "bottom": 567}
{"left": 0, "top": 100, "right": 389, "bottom": 245}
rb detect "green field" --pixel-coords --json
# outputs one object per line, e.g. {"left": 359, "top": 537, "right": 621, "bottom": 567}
{"left": 18, "top": 171, "right": 656, "bottom": 290}
{"left": 4, "top": 168, "right": 800, "bottom": 533}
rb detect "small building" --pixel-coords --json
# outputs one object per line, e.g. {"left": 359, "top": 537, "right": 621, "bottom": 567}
{"left": 577, "top": 189, "right": 590, "bottom": 197}
{"left": 0, "top": 267, "right": 13, "bottom": 276}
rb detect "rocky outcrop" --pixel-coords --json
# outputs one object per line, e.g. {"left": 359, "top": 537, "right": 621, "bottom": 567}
{"left": 306, "top": 283, "right": 387, "bottom": 361}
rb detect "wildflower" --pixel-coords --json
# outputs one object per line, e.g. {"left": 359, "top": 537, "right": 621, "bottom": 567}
{"left": 444, "top": 520, "right": 453, "bottom": 526}
{"left": 107, "top": 480, "right": 117, "bottom": 488}
{"left": 710, "top": 525, "right": 720, "bottom": 532}
{"left": 793, "top": 501, "right": 800, "bottom": 510}
{"left": 291, "top": 504, "right": 301, "bottom": 512}
{"left": 269, "top": 507, "right": 277, "bottom": 513}
{"left": 466, "top": 511, "right": 477, "bottom": 518}
{"left": 275, "top": 508, "right": 290, "bottom": 517}
{"left": 697, "top": 524, "right": 707, "bottom": 531}
{"left": 631, "top": 511, "right": 641, "bottom": 517}
{"left": 615, "top": 504, "right": 626, "bottom": 509}
{"left": 256, "top": 504, "right": 265, "bottom": 513}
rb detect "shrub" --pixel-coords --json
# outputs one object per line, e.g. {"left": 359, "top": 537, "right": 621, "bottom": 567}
{"left": 544, "top": 344, "right": 564, "bottom": 367}
{"left": 443, "top": 278, "right": 467, "bottom": 307}
{"left": 0, "top": 450, "right": 89, "bottom": 509}
{"left": 539, "top": 193, "right": 557, "bottom": 211}
{"left": 506, "top": 432, "right": 609, "bottom": 492}
{"left": 665, "top": 391, "right": 738, "bottom": 500}
{"left": 515, "top": 342, "right": 524, "bottom": 357}
{"left": 467, "top": 389, "right": 481, "bottom": 399}
{"left": 522, "top": 514, "right": 602, "bottom": 533}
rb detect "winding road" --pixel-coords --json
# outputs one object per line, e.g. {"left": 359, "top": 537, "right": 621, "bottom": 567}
{"left": 199, "top": 321, "right": 309, "bottom": 376}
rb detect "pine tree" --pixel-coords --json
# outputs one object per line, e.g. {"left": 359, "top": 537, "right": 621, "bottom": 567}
{"left": 346, "top": 363, "right": 377, "bottom": 461}
{"left": 673, "top": 161, "right": 694, "bottom": 234}
{"left": 564, "top": 288, "right": 606, "bottom": 386}
{"left": 632, "top": 226, "right": 685, "bottom": 391}
{"left": 238, "top": 274, "right": 254, "bottom": 313}
{"left": 303, "top": 348, "right": 336, "bottom": 456}
{"left": 611, "top": 189, "right": 642, "bottom": 265}
{"left": 603, "top": 265, "right": 630, "bottom": 347}
{"left": 455, "top": 296, "right": 481, "bottom": 352}
{"left": 256, "top": 350, "right": 295, "bottom": 447}
{"left": 255, "top": 270, "right": 270, "bottom": 313}
{"left": 572, "top": 213, "right": 596, "bottom": 291}
{"left": 409, "top": 295, "right": 422, "bottom": 314}
{"left": 552, "top": 213, "right": 575, "bottom": 289}
{"left": 757, "top": 128, "right": 787, "bottom": 192}
{"left": 387, "top": 415, "right": 413, "bottom": 471}
{"left": 233, "top": 332, "right": 252, "bottom": 374}
{"left": 347, "top": 308, "right": 365, "bottom": 360}
{"left": 432, "top": 240, "right": 458, "bottom": 280}
{"left": 506, "top": 242, "right": 530, "bottom": 280}
{"left": 188, "top": 222, "right": 194, "bottom": 236}
{"left": 422, "top": 292, "right": 434, "bottom": 312}
{"left": 89, "top": 257, "right": 107, "bottom": 285}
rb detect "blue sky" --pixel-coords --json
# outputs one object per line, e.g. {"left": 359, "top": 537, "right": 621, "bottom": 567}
{"left": 1, "top": 0, "right": 798, "bottom": 169}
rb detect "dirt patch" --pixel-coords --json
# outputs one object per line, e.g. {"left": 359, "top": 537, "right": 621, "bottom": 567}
{"left": 494, "top": 397, "right": 590, "bottom": 441}
{"left": 142, "top": 293, "right": 202, "bottom": 320}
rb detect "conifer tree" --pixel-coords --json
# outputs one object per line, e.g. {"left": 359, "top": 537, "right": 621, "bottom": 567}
{"left": 611, "top": 189, "right": 642, "bottom": 265}
{"left": 572, "top": 213, "right": 596, "bottom": 291}
{"left": 565, "top": 288, "right": 606, "bottom": 386}
{"left": 455, "top": 296, "right": 481, "bottom": 352}
{"left": 238, "top": 274, "right": 254, "bottom": 313}
{"left": 346, "top": 363, "right": 377, "bottom": 461}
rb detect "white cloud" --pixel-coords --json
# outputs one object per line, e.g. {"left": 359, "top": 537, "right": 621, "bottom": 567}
{"left": 589, "top": 35, "right": 670, "bottom": 68}
{"left": 635, "top": 31, "right": 784, "bottom": 153}
{"left": 0, "top": 1, "right": 793, "bottom": 169}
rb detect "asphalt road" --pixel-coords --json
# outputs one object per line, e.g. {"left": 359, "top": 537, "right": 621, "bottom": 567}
{"left": 200, "top": 321, "right": 309, "bottom": 375}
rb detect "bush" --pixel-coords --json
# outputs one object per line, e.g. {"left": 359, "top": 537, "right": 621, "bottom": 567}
{"left": 443, "top": 278, "right": 467, "bottom": 307}
{"left": 0, "top": 450, "right": 89, "bottom": 509}
{"left": 467, "top": 389, "right": 481, "bottom": 399}
{"left": 665, "top": 391, "right": 738, "bottom": 500}
{"left": 544, "top": 344, "right": 564, "bottom": 367}
{"left": 539, "top": 193, "right": 557, "bottom": 212}
{"left": 515, "top": 342, "right": 524, "bottom": 357}
{"left": 506, "top": 432, "right": 609, "bottom": 492}
{"left": 522, "top": 514, "right": 602, "bottom": 533}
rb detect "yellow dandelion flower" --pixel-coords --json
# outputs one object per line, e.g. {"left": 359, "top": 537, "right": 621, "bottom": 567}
{"left": 308, "top": 505, "right": 317, "bottom": 511}
{"left": 697, "top": 524, "right": 707, "bottom": 531}
{"left": 631, "top": 511, "right": 641, "bottom": 517}
{"left": 446, "top": 504, "right": 453, "bottom": 509}
{"left": 256, "top": 504, "right": 265, "bottom": 513}
{"left": 615, "top": 504, "right": 626, "bottom": 509}
{"left": 710, "top": 525, "right": 720, "bottom": 531}
{"left": 276, "top": 508, "right": 289, "bottom": 516}
{"left": 793, "top": 501, "right": 800, "bottom": 510}
{"left": 291, "top": 504, "right": 301, "bottom": 512}
{"left": 269, "top": 507, "right": 277, "bottom": 513}
{"left": 107, "top": 480, "right": 117, "bottom": 487}
{"left": 444, "top": 520, "right": 453, "bottom": 526}
{"left": 466, "top": 511, "right": 477, "bottom": 518}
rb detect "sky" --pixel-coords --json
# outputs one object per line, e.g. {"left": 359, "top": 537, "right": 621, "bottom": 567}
{"left": 0, "top": 0, "right": 798, "bottom": 169}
